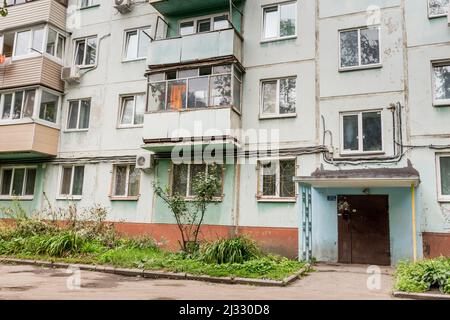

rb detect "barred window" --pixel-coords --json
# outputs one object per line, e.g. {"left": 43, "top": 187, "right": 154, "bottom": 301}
{"left": 258, "top": 159, "right": 296, "bottom": 199}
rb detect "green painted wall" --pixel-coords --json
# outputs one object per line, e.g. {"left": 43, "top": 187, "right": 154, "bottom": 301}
{"left": 153, "top": 159, "right": 235, "bottom": 226}
{"left": 0, "top": 164, "right": 46, "bottom": 218}
{"left": 165, "top": 3, "right": 243, "bottom": 37}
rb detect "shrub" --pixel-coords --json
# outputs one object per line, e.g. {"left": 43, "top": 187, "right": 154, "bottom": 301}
{"left": 395, "top": 257, "right": 450, "bottom": 294}
{"left": 199, "top": 236, "right": 262, "bottom": 264}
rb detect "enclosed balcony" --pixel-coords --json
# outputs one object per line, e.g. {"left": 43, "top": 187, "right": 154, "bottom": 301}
{"left": 0, "top": 0, "right": 67, "bottom": 32}
{"left": 0, "top": 56, "right": 64, "bottom": 92}
{"left": 143, "top": 63, "right": 242, "bottom": 152}
{"left": 0, "top": 86, "right": 62, "bottom": 159}
{"left": 0, "top": 122, "right": 59, "bottom": 159}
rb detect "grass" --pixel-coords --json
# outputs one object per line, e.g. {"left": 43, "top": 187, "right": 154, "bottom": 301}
{"left": 394, "top": 257, "right": 450, "bottom": 294}
{"left": 0, "top": 224, "right": 307, "bottom": 281}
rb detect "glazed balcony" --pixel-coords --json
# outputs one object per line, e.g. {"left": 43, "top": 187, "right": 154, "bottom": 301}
{"left": 0, "top": 122, "right": 59, "bottom": 159}
{"left": 0, "top": 0, "right": 67, "bottom": 32}
{"left": 148, "top": 27, "right": 242, "bottom": 67}
{"left": 0, "top": 56, "right": 64, "bottom": 92}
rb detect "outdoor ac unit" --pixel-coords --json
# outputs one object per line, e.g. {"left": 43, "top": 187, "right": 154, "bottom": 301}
{"left": 136, "top": 153, "right": 153, "bottom": 170}
{"left": 115, "top": 0, "right": 133, "bottom": 14}
{"left": 61, "top": 66, "right": 81, "bottom": 84}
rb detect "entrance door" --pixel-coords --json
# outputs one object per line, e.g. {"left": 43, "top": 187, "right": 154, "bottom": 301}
{"left": 338, "top": 195, "right": 391, "bottom": 265}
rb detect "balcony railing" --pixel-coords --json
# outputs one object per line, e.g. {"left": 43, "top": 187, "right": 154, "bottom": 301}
{"left": 142, "top": 107, "right": 241, "bottom": 152}
{"left": 148, "top": 64, "right": 242, "bottom": 112}
{"left": 148, "top": 27, "right": 243, "bottom": 65}
{"left": 0, "top": 0, "right": 66, "bottom": 32}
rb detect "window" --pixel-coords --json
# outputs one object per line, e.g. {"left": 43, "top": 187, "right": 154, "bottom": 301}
{"left": 67, "top": 99, "right": 90, "bottom": 130}
{"left": 60, "top": 165, "right": 84, "bottom": 197}
{"left": 0, "top": 167, "right": 36, "bottom": 198}
{"left": 432, "top": 62, "right": 450, "bottom": 106}
{"left": 13, "top": 27, "right": 45, "bottom": 58}
{"left": 171, "top": 163, "right": 223, "bottom": 198}
{"left": 6, "top": 0, "right": 28, "bottom": 6}
{"left": 341, "top": 111, "right": 383, "bottom": 154}
{"left": 0, "top": 89, "right": 35, "bottom": 120}
{"left": 180, "top": 21, "right": 195, "bottom": 36}
{"left": 340, "top": 27, "right": 380, "bottom": 70}
{"left": 258, "top": 159, "right": 296, "bottom": 199}
{"left": 119, "top": 94, "right": 145, "bottom": 127}
{"left": 112, "top": 164, "right": 140, "bottom": 198}
{"left": 438, "top": 155, "right": 450, "bottom": 201}
{"left": 428, "top": 0, "right": 449, "bottom": 17}
{"left": 262, "top": 2, "right": 297, "bottom": 41}
{"left": 124, "top": 27, "right": 151, "bottom": 61}
{"left": 80, "top": 0, "right": 98, "bottom": 8}
{"left": 179, "top": 13, "right": 229, "bottom": 36}
{"left": 261, "top": 77, "right": 296, "bottom": 117}
{"left": 148, "top": 64, "right": 240, "bottom": 112}
{"left": 74, "top": 36, "right": 97, "bottom": 67}
{"left": 46, "top": 28, "right": 65, "bottom": 60}
{"left": 39, "top": 91, "right": 59, "bottom": 123}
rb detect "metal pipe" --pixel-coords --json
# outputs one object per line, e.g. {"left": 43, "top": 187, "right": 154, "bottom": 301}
{"left": 411, "top": 183, "right": 417, "bottom": 262}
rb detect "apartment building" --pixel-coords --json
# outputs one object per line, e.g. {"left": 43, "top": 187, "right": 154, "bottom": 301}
{"left": 0, "top": 0, "right": 449, "bottom": 265}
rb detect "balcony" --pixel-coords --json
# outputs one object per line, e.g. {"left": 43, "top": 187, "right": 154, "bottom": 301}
{"left": 0, "top": 56, "right": 64, "bottom": 92}
{"left": 0, "top": 0, "right": 66, "bottom": 32}
{"left": 142, "top": 107, "right": 241, "bottom": 153}
{"left": 148, "top": 28, "right": 242, "bottom": 67}
{"left": 0, "top": 122, "right": 59, "bottom": 159}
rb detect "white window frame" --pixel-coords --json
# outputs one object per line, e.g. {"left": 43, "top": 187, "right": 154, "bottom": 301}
{"left": 0, "top": 87, "right": 61, "bottom": 127}
{"left": 0, "top": 89, "right": 36, "bottom": 122}
{"left": 38, "top": 88, "right": 61, "bottom": 125}
{"left": 110, "top": 164, "right": 141, "bottom": 200}
{"left": 437, "top": 153, "right": 450, "bottom": 202}
{"left": 58, "top": 165, "right": 85, "bottom": 199}
{"left": 257, "top": 157, "right": 297, "bottom": 202}
{"left": 170, "top": 163, "right": 224, "bottom": 200}
{"left": 12, "top": 26, "right": 45, "bottom": 60}
{"left": 431, "top": 60, "right": 450, "bottom": 106}
{"left": 178, "top": 12, "right": 230, "bottom": 36}
{"left": 73, "top": 35, "right": 98, "bottom": 68}
{"left": 260, "top": 76, "right": 297, "bottom": 119}
{"left": 338, "top": 26, "right": 382, "bottom": 71}
{"left": 122, "top": 27, "right": 152, "bottom": 62}
{"left": 80, "top": 0, "right": 99, "bottom": 9}
{"left": 65, "top": 98, "right": 91, "bottom": 132}
{"left": 118, "top": 93, "right": 145, "bottom": 128}
{"left": 339, "top": 109, "right": 384, "bottom": 155}
{"left": 0, "top": 166, "right": 37, "bottom": 200}
{"left": 261, "top": 1, "right": 298, "bottom": 42}
{"left": 45, "top": 27, "right": 66, "bottom": 63}
{"left": 427, "top": 0, "right": 449, "bottom": 18}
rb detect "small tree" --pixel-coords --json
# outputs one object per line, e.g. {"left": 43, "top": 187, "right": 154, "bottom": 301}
{"left": 154, "top": 164, "right": 221, "bottom": 253}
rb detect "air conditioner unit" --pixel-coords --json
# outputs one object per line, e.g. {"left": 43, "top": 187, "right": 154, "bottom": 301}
{"left": 136, "top": 153, "right": 154, "bottom": 170}
{"left": 115, "top": 0, "right": 134, "bottom": 14}
{"left": 61, "top": 66, "right": 81, "bottom": 84}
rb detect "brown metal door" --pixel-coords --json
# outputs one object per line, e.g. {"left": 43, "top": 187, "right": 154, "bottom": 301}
{"left": 338, "top": 195, "right": 391, "bottom": 265}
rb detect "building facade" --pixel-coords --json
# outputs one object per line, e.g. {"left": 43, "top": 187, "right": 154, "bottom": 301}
{"left": 0, "top": 0, "right": 449, "bottom": 265}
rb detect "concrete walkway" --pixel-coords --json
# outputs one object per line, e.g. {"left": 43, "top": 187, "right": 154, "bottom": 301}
{"left": 0, "top": 263, "right": 396, "bottom": 300}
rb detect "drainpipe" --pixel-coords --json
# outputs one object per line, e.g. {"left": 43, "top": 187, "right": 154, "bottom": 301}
{"left": 411, "top": 183, "right": 417, "bottom": 262}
